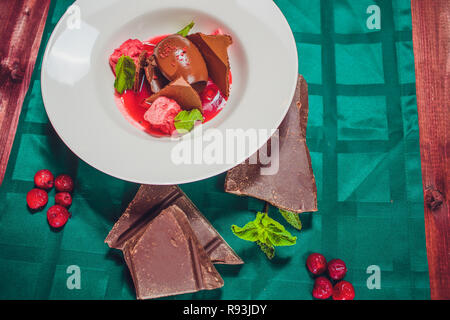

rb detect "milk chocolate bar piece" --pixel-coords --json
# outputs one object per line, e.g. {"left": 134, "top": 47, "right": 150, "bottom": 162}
{"left": 225, "top": 75, "right": 317, "bottom": 213}
{"left": 188, "top": 33, "right": 232, "bottom": 98}
{"left": 123, "top": 205, "right": 223, "bottom": 300}
{"left": 145, "top": 77, "right": 203, "bottom": 112}
{"left": 144, "top": 56, "right": 169, "bottom": 94}
{"left": 105, "top": 185, "right": 243, "bottom": 265}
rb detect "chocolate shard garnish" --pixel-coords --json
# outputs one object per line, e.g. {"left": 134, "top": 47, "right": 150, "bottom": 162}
{"left": 123, "top": 205, "right": 224, "bottom": 300}
{"left": 145, "top": 76, "right": 203, "bottom": 112}
{"left": 225, "top": 75, "right": 318, "bottom": 213}
{"left": 154, "top": 34, "right": 208, "bottom": 93}
{"left": 144, "top": 56, "right": 168, "bottom": 94}
{"left": 105, "top": 184, "right": 243, "bottom": 265}
{"left": 133, "top": 50, "right": 148, "bottom": 92}
{"left": 187, "top": 33, "right": 232, "bottom": 98}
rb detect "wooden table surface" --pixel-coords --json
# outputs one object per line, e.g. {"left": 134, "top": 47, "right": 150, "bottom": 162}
{"left": 0, "top": 0, "right": 51, "bottom": 185}
{"left": 0, "top": 0, "right": 448, "bottom": 299}
{"left": 411, "top": 0, "right": 450, "bottom": 300}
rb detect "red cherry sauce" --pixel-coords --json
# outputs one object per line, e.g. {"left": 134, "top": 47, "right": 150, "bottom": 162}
{"left": 113, "top": 33, "right": 230, "bottom": 137}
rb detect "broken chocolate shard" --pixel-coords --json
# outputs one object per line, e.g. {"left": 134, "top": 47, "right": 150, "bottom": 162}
{"left": 123, "top": 205, "right": 224, "bottom": 300}
{"left": 154, "top": 34, "right": 208, "bottom": 93}
{"left": 145, "top": 76, "right": 203, "bottom": 112}
{"left": 144, "top": 56, "right": 169, "bottom": 94}
{"left": 188, "top": 33, "right": 232, "bottom": 98}
{"left": 225, "top": 75, "right": 317, "bottom": 213}
{"left": 105, "top": 184, "right": 243, "bottom": 265}
{"left": 133, "top": 50, "right": 148, "bottom": 92}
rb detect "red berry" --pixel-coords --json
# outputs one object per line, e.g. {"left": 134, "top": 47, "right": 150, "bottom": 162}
{"left": 312, "top": 277, "right": 333, "bottom": 299}
{"left": 306, "top": 253, "right": 327, "bottom": 275}
{"left": 34, "top": 169, "right": 54, "bottom": 190}
{"left": 55, "top": 192, "right": 72, "bottom": 208}
{"left": 55, "top": 174, "right": 74, "bottom": 193}
{"left": 47, "top": 205, "right": 71, "bottom": 228}
{"left": 327, "top": 259, "right": 347, "bottom": 280}
{"left": 26, "top": 188, "right": 48, "bottom": 210}
{"left": 332, "top": 281, "right": 355, "bottom": 300}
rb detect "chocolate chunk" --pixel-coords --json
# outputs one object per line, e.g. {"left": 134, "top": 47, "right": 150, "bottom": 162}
{"left": 225, "top": 75, "right": 317, "bottom": 213}
{"left": 133, "top": 50, "right": 148, "bottom": 92}
{"left": 123, "top": 205, "right": 224, "bottom": 300}
{"left": 144, "top": 56, "right": 169, "bottom": 94}
{"left": 188, "top": 33, "right": 232, "bottom": 98}
{"left": 145, "top": 76, "right": 203, "bottom": 112}
{"left": 105, "top": 185, "right": 243, "bottom": 265}
{"left": 154, "top": 34, "right": 208, "bottom": 93}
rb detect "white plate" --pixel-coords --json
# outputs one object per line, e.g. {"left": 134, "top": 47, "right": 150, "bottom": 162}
{"left": 41, "top": 0, "right": 298, "bottom": 184}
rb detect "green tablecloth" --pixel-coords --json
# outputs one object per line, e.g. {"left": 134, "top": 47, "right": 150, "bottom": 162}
{"left": 0, "top": 0, "right": 429, "bottom": 299}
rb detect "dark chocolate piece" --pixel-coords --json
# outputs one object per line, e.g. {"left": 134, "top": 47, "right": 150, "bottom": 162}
{"left": 133, "top": 50, "right": 148, "bottom": 92}
{"left": 123, "top": 205, "right": 223, "bottom": 300}
{"left": 187, "top": 33, "right": 232, "bottom": 98}
{"left": 105, "top": 184, "right": 243, "bottom": 265}
{"left": 144, "top": 56, "right": 169, "bottom": 94}
{"left": 154, "top": 34, "right": 208, "bottom": 93}
{"left": 145, "top": 76, "right": 203, "bottom": 112}
{"left": 225, "top": 75, "right": 317, "bottom": 213}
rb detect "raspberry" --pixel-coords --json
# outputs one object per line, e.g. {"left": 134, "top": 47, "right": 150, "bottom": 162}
{"left": 55, "top": 174, "right": 74, "bottom": 193}
{"left": 34, "top": 169, "right": 54, "bottom": 190}
{"left": 327, "top": 259, "right": 347, "bottom": 280}
{"left": 26, "top": 189, "right": 48, "bottom": 210}
{"left": 332, "top": 281, "right": 355, "bottom": 300}
{"left": 55, "top": 192, "right": 72, "bottom": 208}
{"left": 312, "top": 277, "right": 333, "bottom": 299}
{"left": 306, "top": 253, "right": 327, "bottom": 275}
{"left": 47, "top": 205, "right": 71, "bottom": 228}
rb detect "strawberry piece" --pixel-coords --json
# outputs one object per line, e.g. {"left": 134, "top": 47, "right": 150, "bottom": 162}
{"left": 55, "top": 174, "right": 74, "bottom": 193}
{"left": 306, "top": 253, "right": 327, "bottom": 275}
{"left": 34, "top": 169, "right": 54, "bottom": 190}
{"left": 47, "top": 205, "right": 71, "bottom": 229}
{"left": 26, "top": 188, "right": 48, "bottom": 210}
{"left": 332, "top": 281, "right": 355, "bottom": 300}
{"left": 327, "top": 259, "right": 347, "bottom": 280}
{"left": 55, "top": 192, "right": 72, "bottom": 208}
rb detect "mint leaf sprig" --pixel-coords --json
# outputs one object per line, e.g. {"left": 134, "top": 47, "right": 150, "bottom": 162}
{"left": 177, "top": 21, "right": 195, "bottom": 37}
{"left": 174, "top": 109, "right": 203, "bottom": 133}
{"left": 279, "top": 209, "right": 302, "bottom": 231}
{"left": 114, "top": 55, "right": 136, "bottom": 94}
{"left": 231, "top": 212, "right": 297, "bottom": 259}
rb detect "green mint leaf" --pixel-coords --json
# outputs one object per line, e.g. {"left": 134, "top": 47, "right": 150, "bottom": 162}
{"left": 260, "top": 212, "right": 297, "bottom": 246}
{"left": 257, "top": 241, "right": 275, "bottom": 259}
{"left": 177, "top": 21, "right": 195, "bottom": 37}
{"left": 174, "top": 109, "right": 203, "bottom": 133}
{"left": 231, "top": 222, "right": 260, "bottom": 242}
{"left": 279, "top": 209, "right": 302, "bottom": 231}
{"left": 266, "top": 230, "right": 297, "bottom": 246}
{"left": 232, "top": 212, "right": 296, "bottom": 260}
{"left": 114, "top": 55, "right": 136, "bottom": 94}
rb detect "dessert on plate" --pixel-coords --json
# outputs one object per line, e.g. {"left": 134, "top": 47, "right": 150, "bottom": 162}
{"left": 109, "top": 22, "right": 232, "bottom": 137}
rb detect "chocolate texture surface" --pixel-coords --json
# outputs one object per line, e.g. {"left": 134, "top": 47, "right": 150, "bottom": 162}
{"left": 225, "top": 75, "right": 317, "bottom": 213}
{"left": 122, "top": 205, "right": 223, "bottom": 299}
{"left": 105, "top": 184, "right": 243, "bottom": 264}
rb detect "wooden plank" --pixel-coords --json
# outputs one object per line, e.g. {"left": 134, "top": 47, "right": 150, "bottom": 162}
{"left": 0, "top": 0, "right": 51, "bottom": 186}
{"left": 411, "top": 0, "right": 450, "bottom": 300}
